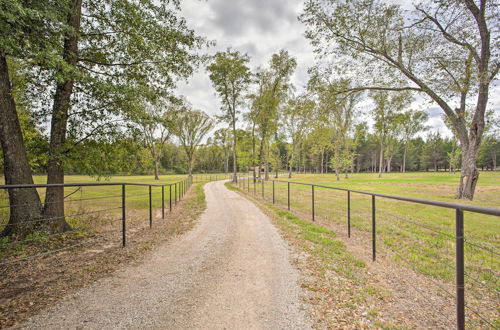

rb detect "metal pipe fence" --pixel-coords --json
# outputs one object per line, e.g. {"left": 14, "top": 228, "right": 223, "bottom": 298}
{"left": 233, "top": 175, "right": 500, "bottom": 330}
{"left": 0, "top": 176, "right": 195, "bottom": 265}
{"left": 191, "top": 173, "right": 232, "bottom": 183}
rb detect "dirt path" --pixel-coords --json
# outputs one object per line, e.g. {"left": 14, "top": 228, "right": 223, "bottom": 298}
{"left": 15, "top": 181, "right": 310, "bottom": 330}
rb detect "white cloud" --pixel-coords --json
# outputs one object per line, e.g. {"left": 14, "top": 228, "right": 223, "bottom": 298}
{"left": 176, "top": 0, "right": 499, "bottom": 139}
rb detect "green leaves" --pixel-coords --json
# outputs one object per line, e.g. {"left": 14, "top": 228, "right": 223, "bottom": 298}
{"left": 207, "top": 49, "right": 252, "bottom": 119}
{"left": 170, "top": 106, "right": 214, "bottom": 174}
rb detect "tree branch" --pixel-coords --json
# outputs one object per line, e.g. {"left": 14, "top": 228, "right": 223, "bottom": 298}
{"left": 416, "top": 7, "right": 480, "bottom": 64}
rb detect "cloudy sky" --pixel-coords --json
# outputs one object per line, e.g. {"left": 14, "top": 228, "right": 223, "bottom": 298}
{"left": 176, "top": 0, "right": 498, "bottom": 138}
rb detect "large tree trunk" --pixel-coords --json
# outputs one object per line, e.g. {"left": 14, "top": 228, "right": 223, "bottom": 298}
{"left": 43, "top": 0, "right": 82, "bottom": 233}
{"left": 0, "top": 55, "right": 43, "bottom": 238}
{"left": 188, "top": 156, "right": 194, "bottom": 178}
{"left": 456, "top": 143, "right": 480, "bottom": 200}
{"left": 154, "top": 161, "right": 160, "bottom": 180}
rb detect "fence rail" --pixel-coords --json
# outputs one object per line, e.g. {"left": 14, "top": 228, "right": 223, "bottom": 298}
{"left": 232, "top": 174, "right": 500, "bottom": 330}
{"left": 0, "top": 175, "right": 235, "bottom": 267}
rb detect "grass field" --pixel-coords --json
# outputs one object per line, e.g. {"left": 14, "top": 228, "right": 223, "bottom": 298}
{"left": 237, "top": 171, "right": 500, "bottom": 327}
{"left": 0, "top": 174, "right": 226, "bottom": 261}
{"left": 1, "top": 174, "right": 227, "bottom": 214}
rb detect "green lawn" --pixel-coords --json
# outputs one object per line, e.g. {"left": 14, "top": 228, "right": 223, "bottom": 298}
{"left": 0, "top": 174, "right": 227, "bottom": 238}
{"left": 0, "top": 174, "right": 227, "bottom": 262}
{"left": 1, "top": 174, "right": 228, "bottom": 214}
{"left": 285, "top": 171, "right": 500, "bottom": 206}
{"left": 236, "top": 171, "right": 500, "bottom": 327}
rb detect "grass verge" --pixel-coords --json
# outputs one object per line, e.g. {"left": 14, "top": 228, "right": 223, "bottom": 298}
{"left": 226, "top": 183, "right": 400, "bottom": 329}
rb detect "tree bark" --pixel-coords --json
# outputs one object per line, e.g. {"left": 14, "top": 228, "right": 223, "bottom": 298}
{"left": 456, "top": 143, "right": 480, "bottom": 200}
{"left": 378, "top": 143, "right": 384, "bottom": 178}
{"left": 257, "top": 136, "right": 264, "bottom": 179}
{"left": 0, "top": 55, "right": 43, "bottom": 238}
{"left": 231, "top": 119, "right": 238, "bottom": 183}
{"left": 43, "top": 0, "right": 82, "bottom": 233}
{"left": 264, "top": 143, "right": 270, "bottom": 180}
{"left": 188, "top": 155, "right": 194, "bottom": 178}
{"left": 154, "top": 161, "right": 160, "bottom": 180}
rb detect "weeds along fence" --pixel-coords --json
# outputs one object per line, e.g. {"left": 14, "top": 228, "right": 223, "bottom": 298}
{"left": 0, "top": 175, "right": 227, "bottom": 267}
{"left": 233, "top": 175, "right": 500, "bottom": 330}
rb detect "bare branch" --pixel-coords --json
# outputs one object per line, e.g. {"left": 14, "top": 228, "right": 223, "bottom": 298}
{"left": 416, "top": 7, "right": 480, "bottom": 64}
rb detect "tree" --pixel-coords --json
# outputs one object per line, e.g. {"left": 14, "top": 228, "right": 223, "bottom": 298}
{"left": 207, "top": 49, "right": 252, "bottom": 183}
{"left": 371, "top": 91, "right": 411, "bottom": 177}
{"left": 0, "top": 1, "right": 67, "bottom": 237}
{"left": 213, "top": 128, "right": 231, "bottom": 174}
{"left": 252, "top": 50, "right": 296, "bottom": 179}
{"left": 134, "top": 99, "right": 173, "bottom": 180}
{"left": 171, "top": 107, "right": 214, "bottom": 177}
{"left": 282, "top": 95, "right": 313, "bottom": 178}
{"left": 1, "top": 0, "right": 206, "bottom": 237}
{"left": 301, "top": 0, "right": 500, "bottom": 199}
{"left": 422, "top": 132, "right": 446, "bottom": 171}
{"left": 353, "top": 122, "right": 369, "bottom": 172}
{"left": 309, "top": 75, "right": 360, "bottom": 180}
{"left": 449, "top": 144, "right": 462, "bottom": 173}
{"left": 399, "top": 110, "right": 429, "bottom": 172}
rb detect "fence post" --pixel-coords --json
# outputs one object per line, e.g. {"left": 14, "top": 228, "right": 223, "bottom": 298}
{"left": 287, "top": 182, "right": 290, "bottom": 210}
{"left": 162, "top": 185, "right": 165, "bottom": 220}
{"left": 254, "top": 178, "right": 256, "bottom": 195}
{"left": 149, "top": 185, "right": 152, "bottom": 228}
{"left": 272, "top": 180, "right": 275, "bottom": 204}
{"left": 312, "top": 185, "right": 315, "bottom": 221}
{"left": 372, "top": 195, "right": 376, "bottom": 261}
{"left": 169, "top": 185, "right": 172, "bottom": 212}
{"left": 456, "top": 209, "right": 465, "bottom": 330}
{"left": 121, "top": 184, "right": 126, "bottom": 247}
{"left": 347, "top": 190, "right": 351, "bottom": 238}
{"left": 175, "top": 183, "right": 177, "bottom": 205}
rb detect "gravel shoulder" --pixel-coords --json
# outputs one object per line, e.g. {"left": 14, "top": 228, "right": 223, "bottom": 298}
{"left": 14, "top": 180, "right": 310, "bottom": 329}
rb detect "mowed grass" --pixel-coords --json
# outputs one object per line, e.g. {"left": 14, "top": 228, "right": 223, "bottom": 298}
{"left": 0, "top": 174, "right": 227, "bottom": 237}
{"left": 0, "top": 174, "right": 225, "bottom": 261}
{"left": 240, "top": 171, "right": 499, "bottom": 325}
{"left": 0, "top": 174, "right": 227, "bottom": 213}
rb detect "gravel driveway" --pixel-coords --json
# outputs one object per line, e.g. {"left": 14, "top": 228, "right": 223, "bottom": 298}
{"left": 15, "top": 180, "right": 311, "bottom": 330}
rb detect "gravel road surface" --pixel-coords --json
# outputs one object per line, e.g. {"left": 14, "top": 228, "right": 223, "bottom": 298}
{"left": 15, "top": 180, "right": 310, "bottom": 330}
